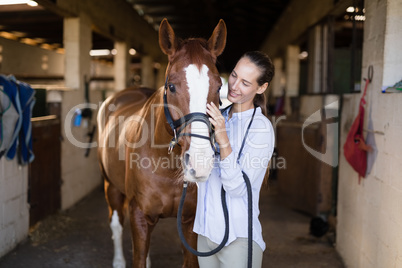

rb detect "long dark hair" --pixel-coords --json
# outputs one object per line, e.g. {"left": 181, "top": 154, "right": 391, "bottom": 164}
{"left": 241, "top": 51, "right": 275, "bottom": 116}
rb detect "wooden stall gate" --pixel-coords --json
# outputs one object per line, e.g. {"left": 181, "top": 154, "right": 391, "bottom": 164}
{"left": 28, "top": 115, "right": 61, "bottom": 226}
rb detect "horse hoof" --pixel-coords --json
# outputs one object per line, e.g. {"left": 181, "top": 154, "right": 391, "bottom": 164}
{"left": 113, "top": 258, "right": 126, "bottom": 268}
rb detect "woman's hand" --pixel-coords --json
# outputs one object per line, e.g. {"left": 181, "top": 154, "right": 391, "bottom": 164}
{"left": 206, "top": 102, "right": 232, "bottom": 159}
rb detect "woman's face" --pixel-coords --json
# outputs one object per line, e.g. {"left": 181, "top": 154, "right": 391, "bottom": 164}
{"left": 227, "top": 57, "right": 264, "bottom": 108}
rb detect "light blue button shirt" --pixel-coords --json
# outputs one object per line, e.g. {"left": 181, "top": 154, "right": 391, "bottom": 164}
{"left": 193, "top": 106, "right": 275, "bottom": 251}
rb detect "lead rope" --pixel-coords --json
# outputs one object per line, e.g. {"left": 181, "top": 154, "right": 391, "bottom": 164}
{"left": 177, "top": 106, "right": 256, "bottom": 268}
{"left": 177, "top": 183, "right": 229, "bottom": 256}
{"left": 238, "top": 107, "right": 256, "bottom": 268}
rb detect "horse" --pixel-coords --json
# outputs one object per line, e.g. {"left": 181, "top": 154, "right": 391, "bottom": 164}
{"left": 97, "top": 18, "right": 227, "bottom": 268}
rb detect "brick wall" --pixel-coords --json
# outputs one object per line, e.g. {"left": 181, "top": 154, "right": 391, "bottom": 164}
{"left": 0, "top": 34, "right": 109, "bottom": 257}
{"left": 261, "top": 0, "right": 402, "bottom": 266}
{"left": 60, "top": 90, "right": 103, "bottom": 210}
{"left": 0, "top": 159, "right": 29, "bottom": 257}
{"left": 336, "top": 0, "right": 402, "bottom": 267}
{"left": 0, "top": 37, "right": 64, "bottom": 76}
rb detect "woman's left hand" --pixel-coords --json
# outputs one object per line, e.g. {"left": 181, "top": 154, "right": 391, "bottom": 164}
{"left": 206, "top": 102, "right": 230, "bottom": 148}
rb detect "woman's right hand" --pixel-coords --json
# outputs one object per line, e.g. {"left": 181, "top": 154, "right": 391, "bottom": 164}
{"left": 206, "top": 102, "right": 232, "bottom": 159}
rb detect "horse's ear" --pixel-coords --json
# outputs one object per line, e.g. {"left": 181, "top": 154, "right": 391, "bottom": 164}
{"left": 159, "top": 18, "right": 177, "bottom": 57}
{"left": 207, "top": 19, "right": 227, "bottom": 61}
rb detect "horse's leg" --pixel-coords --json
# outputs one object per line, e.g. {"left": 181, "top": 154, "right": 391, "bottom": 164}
{"left": 128, "top": 198, "right": 156, "bottom": 268}
{"left": 180, "top": 216, "right": 199, "bottom": 268}
{"left": 104, "top": 179, "right": 126, "bottom": 268}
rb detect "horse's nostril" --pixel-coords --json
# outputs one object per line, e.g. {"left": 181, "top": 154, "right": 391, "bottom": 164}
{"left": 189, "top": 169, "right": 196, "bottom": 176}
{"left": 184, "top": 152, "right": 190, "bottom": 165}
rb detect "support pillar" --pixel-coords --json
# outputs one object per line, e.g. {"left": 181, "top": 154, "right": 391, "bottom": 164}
{"left": 62, "top": 15, "right": 100, "bottom": 211}
{"left": 114, "top": 41, "right": 129, "bottom": 91}
{"left": 307, "top": 25, "right": 323, "bottom": 94}
{"left": 272, "top": 57, "right": 284, "bottom": 97}
{"left": 63, "top": 15, "right": 91, "bottom": 93}
{"left": 156, "top": 62, "right": 167, "bottom": 89}
{"left": 285, "top": 45, "right": 300, "bottom": 97}
{"left": 141, "top": 55, "right": 155, "bottom": 88}
{"left": 285, "top": 45, "right": 301, "bottom": 115}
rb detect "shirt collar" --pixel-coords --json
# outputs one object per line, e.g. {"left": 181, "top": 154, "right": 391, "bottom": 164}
{"left": 222, "top": 105, "right": 260, "bottom": 121}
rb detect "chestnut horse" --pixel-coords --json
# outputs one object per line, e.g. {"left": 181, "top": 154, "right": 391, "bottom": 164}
{"left": 97, "top": 19, "right": 227, "bottom": 268}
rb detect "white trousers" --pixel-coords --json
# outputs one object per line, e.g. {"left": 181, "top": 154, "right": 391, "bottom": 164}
{"left": 197, "top": 235, "right": 263, "bottom": 268}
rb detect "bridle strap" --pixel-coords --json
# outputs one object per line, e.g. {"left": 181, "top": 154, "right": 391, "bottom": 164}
{"left": 163, "top": 92, "right": 177, "bottom": 132}
{"left": 175, "top": 114, "right": 212, "bottom": 135}
{"left": 173, "top": 112, "right": 211, "bottom": 130}
{"left": 178, "top": 133, "right": 211, "bottom": 141}
{"left": 163, "top": 76, "right": 216, "bottom": 152}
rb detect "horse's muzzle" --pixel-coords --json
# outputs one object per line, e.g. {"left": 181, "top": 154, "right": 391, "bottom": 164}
{"left": 183, "top": 150, "right": 214, "bottom": 182}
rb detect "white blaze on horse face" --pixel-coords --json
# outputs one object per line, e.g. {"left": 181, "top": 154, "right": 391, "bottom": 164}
{"left": 184, "top": 64, "right": 215, "bottom": 181}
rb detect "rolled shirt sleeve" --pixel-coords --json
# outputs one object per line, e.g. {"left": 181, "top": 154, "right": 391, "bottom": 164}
{"left": 219, "top": 113, "right": 274, "bottom": 197}
{"left": 193, "top": 106, "right": 275, "bottom": 252}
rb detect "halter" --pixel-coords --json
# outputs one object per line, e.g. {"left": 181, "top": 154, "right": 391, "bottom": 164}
{"left": 163, "top": 76, "right": 217, "bottom": 153}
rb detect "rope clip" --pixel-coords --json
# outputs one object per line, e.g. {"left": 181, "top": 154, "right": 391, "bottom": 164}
{"left": 168, "top": 140, "right": 176, "bottom": 154}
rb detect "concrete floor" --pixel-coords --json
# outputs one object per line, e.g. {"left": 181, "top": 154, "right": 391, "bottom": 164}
{"left": 0, "top": 183, "right": 344, "bottom": 268}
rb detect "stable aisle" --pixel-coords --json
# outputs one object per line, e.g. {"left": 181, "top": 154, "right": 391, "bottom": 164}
{"left": 0, "top": 184, "right": 344, "bottom": 267}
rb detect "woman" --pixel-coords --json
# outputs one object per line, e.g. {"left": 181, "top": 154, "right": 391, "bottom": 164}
{"left": 193, "top": 51, "right": 275, "bottom": 267}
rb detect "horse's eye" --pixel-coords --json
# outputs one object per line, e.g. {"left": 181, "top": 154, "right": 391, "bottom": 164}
{"left": 168, "top": 83, "right": 176, "bottom": 93}
{"left": 217, "top": 87, "right": 221, "bottom": 93}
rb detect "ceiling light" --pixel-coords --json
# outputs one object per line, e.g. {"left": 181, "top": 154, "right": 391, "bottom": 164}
{"left": 354, "top": 15, "right": 366, "bottom": 21}
{"left": 346, "top": 6, "right": 355, "bottom": 13}
{"left": 133, "top": 5, "right": 144, "bottom": 16}
{"left": 20, "top": 37, "right": 39, "bottom": 45}
{"left": 0, "top": 31, "right": 19, "bottom": 40}
{"left": 40, "top": 43, "right": 56, "bottom": 50}
{"left": 56, "top": 48, "right": 65, "bottom": 54}
{"left": 0, "top": 0, "right": 29, "bottom": 4}
{"left": 34, "top": 37, "right": 45, "bottom": 43}
{"left": 129, "top": 48, "right": 136, "bottom": 55}
{"left": 89, "top": 49, "right": 111, "bottom": 56}
{"left": 143, "top": 15, "right": 153, "bottom": 24}
{"left": 11, "top": 31, "right": 26, "bottom": 38}
{"left": 27, "top": 1, "right": 38, "bottom": 6}
{"left": 298, "top": 51, "right": 308, "bottom": 60}
{"left": 0, "top": 0, "right": 37, "bottom": 5}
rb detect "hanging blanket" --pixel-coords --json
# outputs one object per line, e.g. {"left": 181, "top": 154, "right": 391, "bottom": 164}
{"left": 0, "top": 75, "right": 36, "bottom": 164}
{"left": 0, "top": 86, "right": 19, "bottom": 158}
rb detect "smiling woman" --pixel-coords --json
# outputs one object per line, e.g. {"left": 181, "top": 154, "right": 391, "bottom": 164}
{"left": 194, "top": 51, "right": 275, "bottom": 268}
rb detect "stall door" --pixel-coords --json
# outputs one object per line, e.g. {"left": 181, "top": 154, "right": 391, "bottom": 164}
{"left": 276, "top": 121, "right": 333, "bottom": 216}
{"left": 29, "top": 116, "right": 61, "bottom": 226}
